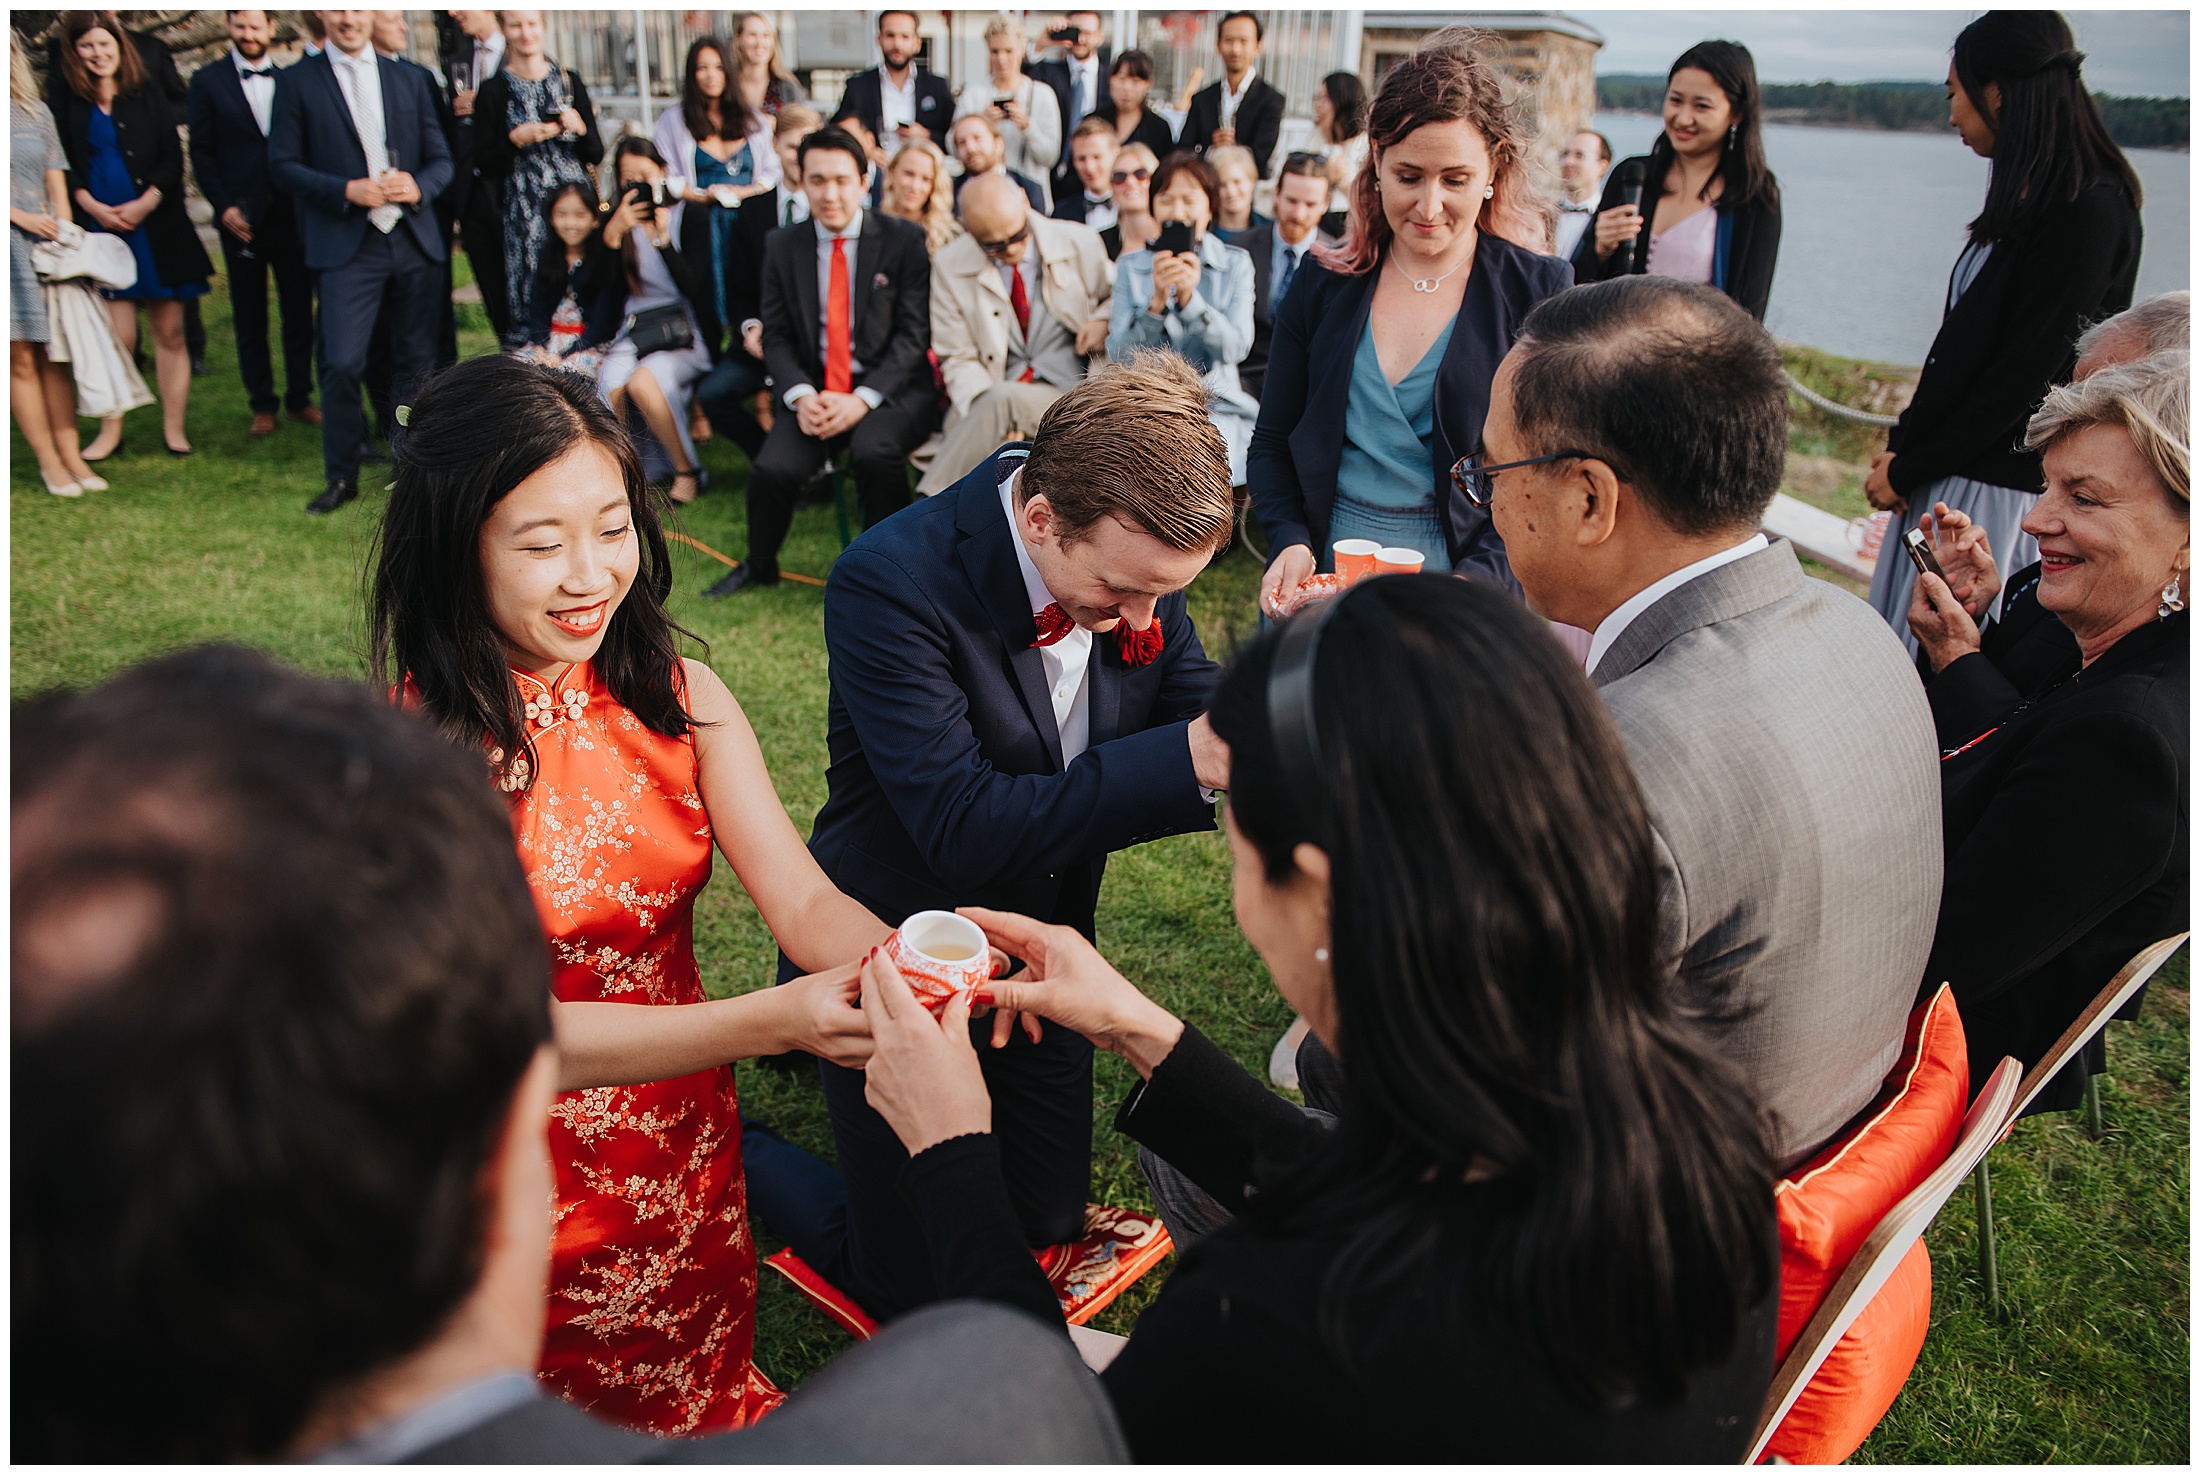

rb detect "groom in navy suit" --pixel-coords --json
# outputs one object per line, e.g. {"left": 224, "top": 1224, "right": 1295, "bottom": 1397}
{"left": 267, "top": 9, "right": 450, "bottom": 515}
{"left": 744, "top": 353, "right": 1237, "bottom": 1321}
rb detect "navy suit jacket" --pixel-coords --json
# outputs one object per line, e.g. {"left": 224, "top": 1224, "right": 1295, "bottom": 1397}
{"left": 808, "top": 448, "right": 1220, "bottom": 939}
{"left": 1246, "top": 232, "right": 1572, "bottom": 588}
{"left": 267, "top": 50, "right": 452, "bottom": 270}
{"left": 187, "top": 56, "right": 284, "bottom": 229}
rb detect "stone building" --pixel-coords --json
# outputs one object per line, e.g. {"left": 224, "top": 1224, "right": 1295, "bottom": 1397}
{"left": 1357, "top": 11, "right": 1604, "bottom": 179}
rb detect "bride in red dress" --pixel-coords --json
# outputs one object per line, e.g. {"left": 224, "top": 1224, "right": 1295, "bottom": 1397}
{"left": 370, "top": 358, "right": 892, "bottom": 1435}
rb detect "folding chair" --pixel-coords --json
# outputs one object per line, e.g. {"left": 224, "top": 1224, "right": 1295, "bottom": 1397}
{"left": 1743, "top": 1056, "right": 2022, "bottom": 1465}
{"left": 1972, "top": 931, "right": 2189, "bottom": 1313}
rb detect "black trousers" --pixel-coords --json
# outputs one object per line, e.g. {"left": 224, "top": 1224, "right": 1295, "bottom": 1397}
{"left": 745, "top": 394, "right": 927, "bottom": 579}
{"left": 691, "top": 350, "right": 769, "bottom": 461}
{"left": 459, "top": 181, "right": 510, "bottom": 345}
{"left": 744, "top": 1019, "right": 1095, "bottom": 1321}
{"left": 219, "top": 212, "right": 315, "bottom": 414}
{"left": 317, "top": 227, "right": 439, "bottom": 482}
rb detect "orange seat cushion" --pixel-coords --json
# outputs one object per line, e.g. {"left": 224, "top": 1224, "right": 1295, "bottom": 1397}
{"left": 1763, "top": 984, "right": 1968, "bottom": 1463}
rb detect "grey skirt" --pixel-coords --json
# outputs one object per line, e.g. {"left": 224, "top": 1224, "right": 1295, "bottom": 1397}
{"left": 1869, "top": 474, "right": 2040, "bottom": 656}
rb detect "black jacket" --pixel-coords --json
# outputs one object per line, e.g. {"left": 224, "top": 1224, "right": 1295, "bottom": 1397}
{"left": 51, "top": 84, "right": 213, "bottom": 291}
{"left": 1103, "top": 106, "right": 1177, "bottom": 164}
{"left": 1051, "top": 189, "right": 1112, "bottom": 226}
{"left": 437, "top": 29, "right": 505, "bottom": 222}
{"left": 1231, "top": 222, "right": 1331, "bottom": 402}
{"left": 1884, "top": 178, "right": 2142, "bottom": 499}
{"left": 522, "top": 245, "right": 623, "bottom": 352}
{"left": 833, "top": 65, "right": 955, "bottom": 150}
{"left": 1181, "top": 74, "right": 1286, "bottom": 178}
{"left": 186, "top": 54, "right": 287, "bottom": 230}
{"left": 722, "top": 186, "right": 803, "bottom": 333}
{"left": 953, "top": 167, "right": 1047, "bottom": 215}
{"left": 1247, "top": 233, "right": 1574, "bottom": 587}
{"left": 1024, "top": 54, "right": 1109, "bottom": 196}
{"left": 900, "top": 1024, "right": 1778, "bottom": 1461}
{"left": 1571, "top": 154, "right": 1783, "bottom": 323}
{"left": 759, "top": 211, "right": 933, "bottom": 413}
{"left": 1926, "top": 587, "right": 2186, "bottom": 1114}
{"left": 472, "top": 65, "right": 604, "bottom": 185}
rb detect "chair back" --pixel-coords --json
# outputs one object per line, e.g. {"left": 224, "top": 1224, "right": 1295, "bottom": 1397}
{"left": 2009, "top": 933, "right": 2188, "bottom": 1122}
{"left": 1743, "top": 1055, "right": 2023, "bottom": 1465}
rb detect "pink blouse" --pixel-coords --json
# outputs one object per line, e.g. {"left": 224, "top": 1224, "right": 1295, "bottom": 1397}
{"left": 1645, "top": 205, "right": 1718, "bottom": 286}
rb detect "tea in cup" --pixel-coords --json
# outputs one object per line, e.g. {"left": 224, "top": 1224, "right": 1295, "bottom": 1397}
{"left": 1374, "top": 547, "right": 1426, "bottom": 577}
{"left": 888, "top": 910, "right": 992, "bottom": 1016}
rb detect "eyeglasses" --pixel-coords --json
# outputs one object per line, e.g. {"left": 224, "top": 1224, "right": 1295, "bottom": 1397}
{"left": 1450, "top": 447, "right": 1615, "bottom": 508}
{"left": 976, "top": 220, "right": 1032, "bottom": 257}
{"left": 1110, "top": 167, "right": 1151, "bottom": 185}
{"left": 1281, "top": 151, "right": 1327, "bottom": 172}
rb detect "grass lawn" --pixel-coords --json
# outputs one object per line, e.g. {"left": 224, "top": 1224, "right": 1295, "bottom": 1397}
{"left": 11, "top": 283, "right": 2186, "bottom": 1461}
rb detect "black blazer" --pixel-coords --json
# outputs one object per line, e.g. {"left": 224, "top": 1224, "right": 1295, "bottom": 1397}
{"left": 900, "top": 1024, "right": 1778, "bottom": 1461}
{"left": 1051, "top": 189, "right": 1112, "bottom": 226}
{"left": 51, "top": 86, "right": 213, "bottom": 291}
{"left": 1181, "top": 75, "right": 1286, "bottom": 178}
{"left": 1024, "top": 54, "right": 1108, "bottom": 195}
{"left": 1247, "top": 233, "right": 1574, "bottom": 587}
{"left": 833, "top": 65, "right": 955, "bottom": 150}
{"left": 471, "top": 65, "right": 604, "bottom": 184}
{"left": 1884, "top": 178, "right": 2142, "bottom": 500}
{"left": 759, "top": 210, "right": 933, "bottom": 412}
{"left": 1923, "top": 562, "right": 2080, "bottom": 751}
{"left": 1232, "top": 223, "right": 1331, "bottom": 402}
{"left": 437, "top": 31, "right": 504, "bottom": 222}
{"left": 807, "top": 448, "right": 1219, "bottom": 938}
{"left": 1572, "top": 154, "right": 1783, "bottom": 323}
{"left": 1110, "top": 107, "right": 1178, "bottom": 163}
{"left": 954, "top": 167, "right": 1047, "bottom": 215}
{"left": 267, "top": 50, "right": 453, "bottom": 271}
{"left": 186, "top": 57, "right": 285, "bottom": 230}
{"left": 723, "top": 186, "right": 802, "bottom": 331}
{"left": 1926, "top": 596, "right": 2187, "bottom": 1114}
{"left": 522, "top": 245, "right": 628, "bottom": 352}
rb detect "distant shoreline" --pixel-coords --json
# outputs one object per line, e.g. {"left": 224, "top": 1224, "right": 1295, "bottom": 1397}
{"left": 1594, "top": 105, "right": 2190, "bottom": 154}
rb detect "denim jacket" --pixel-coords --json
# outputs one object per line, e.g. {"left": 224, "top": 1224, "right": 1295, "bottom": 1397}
{"left": 1107, "top": 230, "right": 1260, "bottom": 422}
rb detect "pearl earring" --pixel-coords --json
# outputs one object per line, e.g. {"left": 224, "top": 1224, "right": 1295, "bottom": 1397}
{"left": 1483, "top": 185, "right": 1494, "bottom": 199}
{"left": 1314, "top": 947, "right": 1330, "bottom": 964}
{"left": 2159, "top": 575, "right": 2184, "bottom": 619}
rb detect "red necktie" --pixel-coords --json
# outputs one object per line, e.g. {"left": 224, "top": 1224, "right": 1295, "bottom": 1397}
{"left": 1030, "top": 602, "right": 1165, "bottom": 667}
{"left": 1008, "top": 267, "right": 1036, "bottom": 382}
{"left": 825, "top": 236, "right": 853, "bottom": 394}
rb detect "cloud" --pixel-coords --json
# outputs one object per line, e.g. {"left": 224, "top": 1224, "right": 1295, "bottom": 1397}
{"left": 1573, "top": 9, "right": 2189, "bottom": 97}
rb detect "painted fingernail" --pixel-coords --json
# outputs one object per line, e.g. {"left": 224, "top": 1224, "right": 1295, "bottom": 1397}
{"left": 973, "top": 991, "right": 995, "bottom": 1008}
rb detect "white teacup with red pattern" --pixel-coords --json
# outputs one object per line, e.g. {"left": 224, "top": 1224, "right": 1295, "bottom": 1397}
{"left": 888, "top": 910, "right": 992, "bottom": 1017}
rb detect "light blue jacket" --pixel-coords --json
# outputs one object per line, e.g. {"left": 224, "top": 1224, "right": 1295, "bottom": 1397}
{"left": 1107, "top": 231, "right": 1260, "bottom": 424}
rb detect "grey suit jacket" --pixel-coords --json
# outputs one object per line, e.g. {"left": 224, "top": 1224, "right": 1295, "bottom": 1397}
{"left": 1594, "top": 541, "right": 1942, "bottom": 1166}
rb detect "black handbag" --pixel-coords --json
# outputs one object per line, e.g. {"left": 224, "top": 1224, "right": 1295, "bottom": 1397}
{"left": 624, "top": 303, "right": 694, "bottom": 356}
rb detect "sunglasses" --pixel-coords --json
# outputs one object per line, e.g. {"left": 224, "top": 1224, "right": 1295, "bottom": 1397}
{"left": 1110, "top": 167, "right": 1151, "bottom": 185}
{"left": 976, "top": 220, "right": 1032, "bottom": 257}
{"left": 1450, "top": 447, "right": 1619, "bottom": 508}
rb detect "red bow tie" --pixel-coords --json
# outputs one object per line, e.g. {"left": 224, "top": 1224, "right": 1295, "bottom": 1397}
{"left": 1031, "top": 602, "right": 1165, "bottom": 667}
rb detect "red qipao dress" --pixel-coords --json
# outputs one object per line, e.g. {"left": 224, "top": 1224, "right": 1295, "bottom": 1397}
{"left": 505, "top": 660, "right": 782, "bottom": 1434}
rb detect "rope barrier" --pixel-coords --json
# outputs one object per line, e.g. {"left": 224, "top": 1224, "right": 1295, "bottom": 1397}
{"left": 665, "top": 530, "right": 826, "bottom": 588}
{"left": 1785, "top": 372, "right": 1902, "bottom": 428}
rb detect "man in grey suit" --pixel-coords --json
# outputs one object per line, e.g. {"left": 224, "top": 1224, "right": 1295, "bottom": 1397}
{"left": 13, "top": 648, "right": 1124, "bottom": 1464}
{"left": 1476, "top": 276, "right": 1942, "bottom": 1167}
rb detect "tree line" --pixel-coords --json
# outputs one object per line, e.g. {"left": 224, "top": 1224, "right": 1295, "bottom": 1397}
{"left": 1596, "top": 75, "right": 2188, "bottom": 151}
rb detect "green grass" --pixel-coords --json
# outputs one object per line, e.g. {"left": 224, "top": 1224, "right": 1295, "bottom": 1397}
{"left": 13, "top": 283, "right": 2185, "bottom": 1460}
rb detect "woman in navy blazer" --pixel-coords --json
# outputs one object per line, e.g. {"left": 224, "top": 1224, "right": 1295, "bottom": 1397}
{"left": 1248, "top": 31, "right": 1571, "bottom": 608}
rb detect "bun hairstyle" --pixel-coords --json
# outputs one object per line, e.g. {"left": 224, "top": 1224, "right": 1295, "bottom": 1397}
{"left": 1317, "top": 26, "right": 1547, "bottom": 275}
{"left": 1953, "top": 9, "right": 2141, "bottom": 246}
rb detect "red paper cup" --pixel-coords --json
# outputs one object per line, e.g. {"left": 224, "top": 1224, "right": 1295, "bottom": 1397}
{"left": 1374, "top": 547, "right": 1426, "bottom": 577}
{"left": 1332, "top": 539, "right": 1382, "bottom": 586}
{"left": 888, "top": 910, "right": 991, "bottom": 1017}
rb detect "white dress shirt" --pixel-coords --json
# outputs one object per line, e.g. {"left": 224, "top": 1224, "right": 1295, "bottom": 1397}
{"left": 233, "top": 49, "right": 277, "bottom": 135}
{"left": 1001, "top": 468, "right": 1092, "bottom": 762}
{"left": 1553, "top": 195, "right": 1597, "bottom": 261}
{"left": 880, "top": 67, "right": 918, "bottom": 137}
{"left": 1077, "top": 191, "right": 1116, "bottom": 231}
{"left": 784, "top": 213, "right": 883, "bottom": 411}
{"left": 1067, "top": 54, "right": 1100, "bottom": 122}
{"left": 1586, "top": 534, "right": 1768, "bottom": 674}
{"left": 1219, "top": 68, "right": 1257, "bottom": 128}
{"left": 327, "top": 42, "right": 400, "bottom": 234}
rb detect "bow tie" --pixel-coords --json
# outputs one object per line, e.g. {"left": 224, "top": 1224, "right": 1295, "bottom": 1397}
{"left": 240, "top": 64, "right": 273, "bottom": 77}
{"left": 1559, "top": 198, "right": 1595, "bottom": 213}
{"left": 1031, "top": 602, "right": 1165, "bottom": 667}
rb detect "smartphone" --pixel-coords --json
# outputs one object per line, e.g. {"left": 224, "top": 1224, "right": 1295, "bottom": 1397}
{"left": 1156, "top": 220, "right": 1195, "bottom": 256}
{"left": 1047, "top": 23, "right": 1080, "bottom": 42}
{"left": 991, "top": 95, "right": 1016, "bottom": 111}
{"left": 623, "top": 180, "right": 659, "bottom": 219}
{"left": 1903, "top": 527, "right": 1944, "bottom": 581}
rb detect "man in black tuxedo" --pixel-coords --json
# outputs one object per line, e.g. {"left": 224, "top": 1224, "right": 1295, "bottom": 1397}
{"left": 188, "top": 9, "right": 315, "bottom": 437}
{"left": 833, "top": 9, "right": 953, "bottom": 171}
{"left": 1233, "top": 152, "right": 1335, "bottom": 400}
{"left": 708, "top": 128, "right": 932, "bottom": 595}
{"left": 1180, "top": 10, "right": 1287, "bottom": 178}
{"left": 1025, "top": 10, "right": 1108, "bottom": 206}
{"left": 1052, "top": 116, "right": 1119, "bottom": 227}
{"left": 740, "top": 353, "right": 1236, "bottom": 1322}
{"left": 438, "top": 9, "right": 508, "bottom": 344}
{"left": 267, "top": 9, "right": 451, "bottom": 515}
{"left": 12, "top": 647, "right": 1127, "bottom": 1464}
{"left": 951, "top": 112, "right": 1048, "bottom": 214}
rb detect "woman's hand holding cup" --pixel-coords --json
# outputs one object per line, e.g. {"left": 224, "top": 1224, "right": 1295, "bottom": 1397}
{"left": 859, "top": 946, "right": 993, "bottom": 1156}
{"left": 960, "top": 908, "right": 1185, "bottom": 1079}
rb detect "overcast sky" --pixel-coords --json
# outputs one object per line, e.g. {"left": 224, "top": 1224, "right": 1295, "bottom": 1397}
{"left": 1573, "top": 9, "right": 2190, "bottom": 96}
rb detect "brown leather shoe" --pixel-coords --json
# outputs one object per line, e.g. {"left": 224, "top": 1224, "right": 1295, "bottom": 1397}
{"left": 288, "top": 404, "right": 323, "bottom": 426}
{"left": 250, "top": 412, "right": 277, "bottom": 436}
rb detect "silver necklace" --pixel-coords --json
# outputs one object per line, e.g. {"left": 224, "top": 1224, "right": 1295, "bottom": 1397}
{"left": 1389, "top": 247, "right": 1471, "bottom": 294}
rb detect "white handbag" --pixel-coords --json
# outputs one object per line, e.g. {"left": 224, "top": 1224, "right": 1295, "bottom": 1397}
{"left": 31, "top": 221, "right": 139, "bottom": 291}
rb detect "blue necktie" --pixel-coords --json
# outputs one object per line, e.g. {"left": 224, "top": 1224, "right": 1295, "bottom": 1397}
{"left": 1071, "top": 66, "right": 1088, "bottom": 122}
{"left": 1275, "top": 246, "right": 1299, "bottom": 312}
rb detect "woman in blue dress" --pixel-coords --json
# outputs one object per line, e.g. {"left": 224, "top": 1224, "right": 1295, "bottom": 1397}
{"left": 51, "top": 12, "right": 210, "bottom": 458}
{"left": 653, "top": 37, "right": 776, "bottom": 335}
{"left": 1108, "top": 152, "right": 1258, "bottom": 483}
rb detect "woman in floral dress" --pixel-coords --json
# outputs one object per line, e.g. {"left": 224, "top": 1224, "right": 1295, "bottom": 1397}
{"left": 370, "top": 355, "right": 890, "bottom": 1434}
{"left": 475, "top": 11, "right": 603, "bottom": 347}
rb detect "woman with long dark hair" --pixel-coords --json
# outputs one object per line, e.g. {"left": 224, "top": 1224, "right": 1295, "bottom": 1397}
{"left": 369, "top": 354, "right": 890, "bottom": 1435}
{"left": 1864, "top": 10, "right": 2144, "bottom": 649}
{"left": 1103, "top": 48, "right": 1176, "bottom": 160}
{"left": 1311, "top": 70, "right": 1368, "bottom": 235}
{"left": 474, "top": 10, "right": 602, "bottom": 346}
{"left": 1249, "top": 28, "right": 1571, "bottom": 610}
{"left": 1575, "top": 40, "right": 1782, "bottom": 322}
{"left": 653, "top": 35, "right": 775, "bottom": 333}
{"left": 854, "top": 574, "right": 1778, "bottom": 1459}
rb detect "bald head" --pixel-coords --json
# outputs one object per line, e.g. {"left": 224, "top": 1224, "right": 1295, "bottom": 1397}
{"left": 960, "top": 171, "right": 1029, "bottom": 243}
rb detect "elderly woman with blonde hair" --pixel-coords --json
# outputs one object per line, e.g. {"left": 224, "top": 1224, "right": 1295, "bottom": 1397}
{"left": 1908, "top": 348, "right": 2188, "bottom": 1113}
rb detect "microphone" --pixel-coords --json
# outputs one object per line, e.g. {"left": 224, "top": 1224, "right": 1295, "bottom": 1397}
{"left": 1616, "top": 160, "right": 1645, "bottom": 212}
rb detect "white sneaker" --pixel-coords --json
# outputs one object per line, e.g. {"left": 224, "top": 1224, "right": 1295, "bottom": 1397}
{"left": 1268, "top": 1015, "right": 1312, "bottom": 1091}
